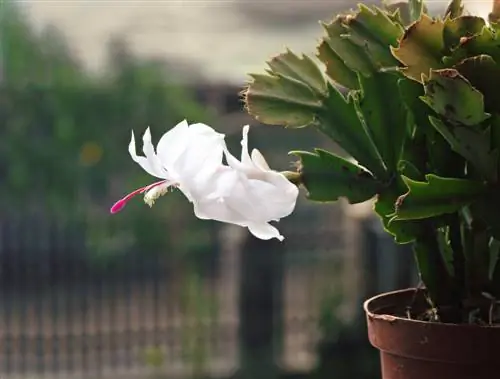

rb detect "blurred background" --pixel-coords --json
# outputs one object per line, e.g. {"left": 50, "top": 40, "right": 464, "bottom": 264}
{"left": 0, "top": 0, "right": 489, "bottom": 378}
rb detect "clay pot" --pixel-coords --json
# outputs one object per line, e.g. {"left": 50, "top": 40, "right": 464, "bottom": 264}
{"left": 364, "top": 288, "right": 500, "bottom": 379}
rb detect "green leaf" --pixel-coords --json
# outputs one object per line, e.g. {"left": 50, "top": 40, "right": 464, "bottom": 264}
{"left": 398, "top": 159, "right": 424, "bottom": 180}
{"left": 244, "top": 72, "right": 322, "bottom": 128}
{"left": 467, "top": 229, "right": 491, "bottom": 294}
{"left": 316, "top": 5, "right": 404, "bottom": 86}
{"left": 398, "top": 77, "right": 432, "bottom": 133}
{"left": 426, "top": 127, "right": 465, "bottom": 178}
{"left": 413, "top": 233, "right": 457, "bottom": 307}
{"left": 267, "top": 50, "right": 327, "bottom": 96}
{"left": 429, "top": 116, "right": 498, "bottom": 181}
{"left": 384, "top": 2, "right": 411, "bottom": 26}
{"left": 246, "top": 49, "right": 389, "bottom": 181}
{"left": 384, "top": 1, "right": 428, "bottom": 27}
{"left": 394, "top": 174, "right": 487, "bottom": 220}
{"left": 443, "top": 16, "right": 485, "bottom": 52}
{"left": 489, "top": 238, "right": 500, "bottom": 281}
{"left": 400, "top": 127, "right": 427, "bottom": 174}
{"left": 356, "top": 73, "right": 408, "bottom": 172}
{"left": 354, "top": 5, "right": 404, "bottom": 46}
{"left": 421, "top": 69, "right": 490, "bottom": 127}
{"left": 408, "top": 0, "right": 425, "bottom": 23}
{"left": 319, "top": 18, "right": 375, "bottom": 77}
{"left": 444, "top": 0, "right": 464, "bottom": 20}
{"left": 444, "top": 26, "right": 500, "bottom": 66}
{"left": 243, "top": 50, "right": 329, "bottom": 128}
{"left": 467, "top": 198, "right": 500, "bottom": 297}
{"left": 318, "top": 83, "right": 388, "bottom": 180}
{"left": 436, "top": 227, "right": 455, "bottom": 277}
{"left": 317, "top": 39, "right": 359, "bottom": 89}
{"left": 398, "top": 78, "right": 465, "bottom": 178}
{"left": 340, "top": 5, "right": 403, "bottom": 69}
{"left": 375, "top": 201, "right": 421, "bottom": 244}
{"left": 374, "top": 179, "right": 422, "bottom": 244}
{"left": 453, "top": 55, "right": 500, "bottom": 112}
{"left": 391, "top": 14, "right": 446, "bottom": 82}
{"left": 471, "top": 191, "right": 500, "bottom": 241}
{"left": 292, "top": 149, "right": 381, "bottom": 203}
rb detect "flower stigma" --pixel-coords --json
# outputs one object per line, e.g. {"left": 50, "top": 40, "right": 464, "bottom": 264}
{"left": 110, "top": 179, "right": 170, "bottom": 214}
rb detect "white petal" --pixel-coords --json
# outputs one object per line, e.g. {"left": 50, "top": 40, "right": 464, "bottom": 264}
{"left": 156, "top": 120, "right": 190, "bottom": 168}
{"left": 188, "top": 164, "right": 294, "bottom": 242}
{"left": 247, "top": 222, "right": 284, "bottom": 241}
{"left": 128, "top": 131, "right": 165, "bottom": 178}
{"left": 251, "top": 148, "right": 271, "bottom": 171}
{"left": 174, "top": 124, "right": 226, "bottom": 181}
{"left": 224, "top": 146, "right": 245, "bottom": 171}
{"left": 193, "top": 198, "right": 246, "bottom": 226}
{"left": 142, "top": 127, "right": 167, "bottom": 176}
{"left": 188, "top": 122, "right": 223, "bottom": 136}
{"left": 224, "top": 126, "right": 265, "bottom": 176}
{"left": 192, "top": 135, "right": 226, "bottom": 179}
{"left": 189, "top": 167, "right": 247, "bottom": 224}
{"left": 202, "top": 166, "right": 239, "bottom": 199}
{"left": 240, "top": 125, "right": 253, "bottom": 166}
{"left": 224, "top": 171, "right": 299, "bottom": 222}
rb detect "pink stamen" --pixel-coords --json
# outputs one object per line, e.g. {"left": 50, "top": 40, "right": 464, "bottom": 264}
{"left": 110, "top": 180, "right": 168, "bottom": 214}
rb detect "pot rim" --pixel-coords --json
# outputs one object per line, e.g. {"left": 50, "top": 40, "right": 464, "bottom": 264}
{"left": 364, "top": 288, "right": 500, "bottom": 364}
{"left": 364, "top": 288, "right": 500, "bottom": 329}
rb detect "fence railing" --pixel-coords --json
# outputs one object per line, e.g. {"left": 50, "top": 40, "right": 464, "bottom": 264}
{"left": 0, "top": 198, "right": 362, "bottom": 378}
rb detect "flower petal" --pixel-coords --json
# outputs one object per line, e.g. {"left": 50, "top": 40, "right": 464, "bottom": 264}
{"left": 251, "top": 148, "right": 271, "bottom": 171}
{"left": 191, "top": 167, "right": 244, "bottom": 222}
{"left": 193, "top": 198, "right": 247, "bottom": 227}
{"left": 156, "top": 120, "right": 190, "bottom": 169}
{"left": 224, "top": 125, "right": 262, "bottom": 174}
{"left": 247, "top": 222, "right": 284, "bottom": 241}
{"left": 142, "top": 127, "right": 169, "bottom": 177}
{"left": 189, "top": 122, "right": 223, "bottom": 136}
{"left": 173, "top": 123, "right": 226, "bottom": 181}
{"left": 224, "top": 171, "right": 298, "bottom": 223}
{"left": 128, "top": 131, "right": 165, "bottom": 178}
{"left": 240, "top": 125, "right": 254, "bottom": 166}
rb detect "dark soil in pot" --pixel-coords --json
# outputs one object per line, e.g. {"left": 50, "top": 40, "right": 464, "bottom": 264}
{"left": 364, "top": 288, "right": 500, "bottom": 379}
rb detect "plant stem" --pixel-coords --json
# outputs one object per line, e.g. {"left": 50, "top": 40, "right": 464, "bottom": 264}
{"left": 449, "top": 215, "right": 465, "bottom": 301}
{"left": 282, "top": 171, "right": 302, "bottom": 186}
{"left": 413, "top": 223, "right": 456, "bottom": 313}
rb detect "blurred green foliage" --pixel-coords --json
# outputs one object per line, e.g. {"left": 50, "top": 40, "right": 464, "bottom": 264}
{"left": 0, "top": 2, "right": 218, "bottom": 274}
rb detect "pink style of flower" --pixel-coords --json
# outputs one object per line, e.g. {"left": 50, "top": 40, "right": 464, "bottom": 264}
{"left": 110, "top": 120, "right": 226, "bottom": 214}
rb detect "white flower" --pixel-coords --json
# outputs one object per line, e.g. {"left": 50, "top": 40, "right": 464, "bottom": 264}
{"left": 110, "top": 120, "right": 226, "bottom": 213}
{"left": 111, "top": 122, "right": 299, "bottom": 242}
{"left": 193, "top": 125, "right": 299, "bottom": 241}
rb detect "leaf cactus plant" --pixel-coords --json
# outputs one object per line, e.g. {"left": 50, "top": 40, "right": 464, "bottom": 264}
{"left": 243, "top": 0, "right": 500, "bottom": 325}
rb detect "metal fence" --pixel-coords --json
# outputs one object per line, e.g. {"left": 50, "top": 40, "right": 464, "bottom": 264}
{"left": 0, "top": 196, "right": 362, "bottom": 379}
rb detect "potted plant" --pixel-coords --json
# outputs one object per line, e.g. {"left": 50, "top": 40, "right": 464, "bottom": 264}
{"left": 241, "top": 0, "right": 500, "bottom": 377}
{"left": 111, "top": 0, "right": 500, "bottom": 377}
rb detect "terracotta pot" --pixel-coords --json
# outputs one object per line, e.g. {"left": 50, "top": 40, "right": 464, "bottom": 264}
{"left": 364, "top": 288, "right": 500, "bottom": 379}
